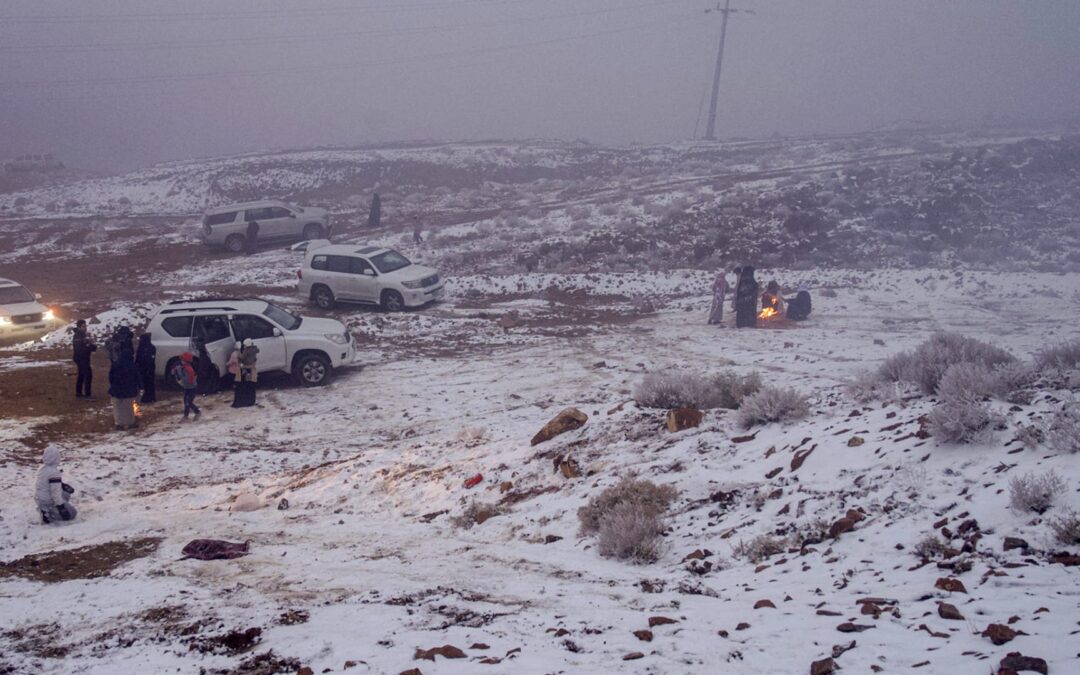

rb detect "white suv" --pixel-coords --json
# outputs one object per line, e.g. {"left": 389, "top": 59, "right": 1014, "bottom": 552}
{"left": 0, "top": 277, "right": 61, "bottom": 342}
{"left": 297, "top": 242, "right": 444, "bottom": 311}
{"left": 145, "top": 299, "right": 353, "bottom": 387}
{"left": 202, "top": 200, "right": 331, "bottom": 253}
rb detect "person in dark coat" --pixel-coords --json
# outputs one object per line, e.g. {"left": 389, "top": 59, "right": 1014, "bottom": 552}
{"left": 368, "top": 192, "right": 382, "bottom": 229}
{"left": 72, "top": 319, "right": 96, "bottom": 398}
{"left": 786, "top": 282, "right": 813, "bottom": 321}
{"left": 135, "top": 333, "right": 157, "bottom": 403}
{"left": 413, "top": 220, "right": 424, "bottom": 245}
{"left": 245, "top": 220, "right": 259, "bottom": 254}
{"left": 734, "top": 266, "right": 759, "bottom": 328}
{"left": 193, "top": 338, "right": 219, "bottom": 395}
{"left": 232, "top": 339, "right": 259, "bottom": 408}
{"left": 108, "top": 344, "right": 140, "bottom": 429}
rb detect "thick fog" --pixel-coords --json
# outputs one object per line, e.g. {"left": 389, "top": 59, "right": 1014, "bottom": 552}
{"left": 2, "top": 0, "right": 1078, "bottom": 170}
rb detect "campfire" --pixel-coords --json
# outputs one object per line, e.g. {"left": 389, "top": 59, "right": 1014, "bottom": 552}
{"left": 133, "top": 402, "right": 141, "bottom": 418}
{"left": 759, "top": 306, "right": 778, "bottom": 320}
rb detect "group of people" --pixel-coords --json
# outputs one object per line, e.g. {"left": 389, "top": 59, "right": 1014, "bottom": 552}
{"left": 70, "top": 322, "right": 263, "bottom": 431}
{"left": 708, "top": 266, "right": 813, "bottom": 328}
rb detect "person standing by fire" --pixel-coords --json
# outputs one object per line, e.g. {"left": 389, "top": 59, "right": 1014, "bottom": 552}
{"left": 734, "top": 266, "right": 759, "bottom": 328}
{"left": 760, "top": 280, "right": 785, "bottom": 317}
{"left": 108, "top": 337, "right": 140, "bottom": 429}
{"left": 135, "top": 333, "right": 157, "bottom": 404}
{"left": 72, "top": 319, "right": 96, "bottom": 398}
{"left": 708, "top": 270, "right": 729, "bottom": 325}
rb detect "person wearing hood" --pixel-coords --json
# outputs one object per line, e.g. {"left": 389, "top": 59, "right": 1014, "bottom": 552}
{"left": 72, "top": 319, "right": 97, "bottom": 398}
{"left": 708, "top": 270, "right": 730, "bottom": 326}
{"left": 232, "top": 339, "right": 259, "bottom": 408}
{"left": 36, "top": 445, "right": 77, "bottom": 524}
{"left": 172, "top": 352, "right": 201, "bottom": 420}
{"left": 761, "top": 280, "right": 785, "bottom": 316}
{"left": 734, "top": 266, "right": 760, "bottom": 328}
{"left": 135, "top": 333, "right": 157, "bottom": 404}
{"left": 786, "top": 282, "right": 813, "bottom": 321}
{"left": 108, "top": 342, "right": 140, "bottom": 429}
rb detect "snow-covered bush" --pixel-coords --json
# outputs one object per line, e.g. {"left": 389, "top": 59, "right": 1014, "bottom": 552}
{"left": 1008, "top": 470, "right": 1067, "bottom": 514}
{"left": 1034, "top": 339, "right": 1080, "bottom": 375}
{"left": 731, "top": 534, "right": 786, "bottom": 563}
{"left": 925, "top": 398, "right": 999, "bottom": 444}
{"left": 913, "top": 534, "right": 949, "bottom": 560}
{"left": 936, "top": 362, "right": 1009, "bottom": 401}
{"left": 578, "top": 477, "right": 677, "bottom": 564}
{"left": 450, "top": 501, "right": 506, "bottom": 530}
{"left": 634, "top": 371, "right": 761, "bottom": 410}
{"left": 736, "top": 386, "right": 810, "bottom": 429}
{"left": 879, "top": 333, "right": 1016, "bottom": 394}
{"left": 1048, "top": 509, "right": 1080, "bottom": 545}
{"left": 846, "top": 369, "right": 901, "bottom": 404}
{"left": 1046, "top": 402, "right": 1080, "bottom": 454}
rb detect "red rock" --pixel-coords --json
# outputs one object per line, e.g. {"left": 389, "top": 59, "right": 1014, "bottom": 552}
{"left": 938, "top": 602, "right": 964, "bottom": 620}
{"left": 633, "top": 630, "right": 653, "bottom": 642}
{"left": 765, "top": 467, "right": 783, "bottom": 479}
{"left": 735, "top": 622, "right": 750, "bottom": 631}
{"left": 1049, "top": 552, "right": 1080, "bottom": 566}
{"left": 816, "top": 609, "right": 842, "bottom": 616}
{"left": 297, "top": 668, "right": 314, "bottom": 675}
{"left": 790, "top": 446, "right": 816, "bottom": 471}
{"left": 478, "top": 657, "right": 502, "bottom": 665}
{"left": 530, "top": 408, "right": 588, "bottom": 445}
{"left": 860, "top": 602, "right": 880, "bottom": 616}
{"left": 933, "top": 518, "right": 948, "bottom": 529}
{"left": 831, "top": 641, "right": 856, "bottom": 658}
{"left": 982, "top": 623, "right": 1018, "bottom": 645}
{"left": 414, "top": 645, "right": 466, "bottom": 661}
{"left": 648, "top": 616, "right": 678, "bottom": 627}
{"left": 754, "top": 599, "right": 776, "bottom": 610}
{"left": 553, "top": 628, "right": 570, "bottom": 637}
{"left": 499, "top": 481, "right": 513, "bottom": 493}
{"left": 1003, "top": 537, "right": 1030, "bottom": 551}
{"left": 667, "top": 407, "right": 703, "bottom": 432}
{"left": 682, "top": 549, "right": 706, "bottom": 561}
{"left": 470, "top": 643, "right": 490, "bottom": 650}
{"left": 810, "top": 657, "right": 838, "bottom": 675}
{"left": 623, "top": 652, "right": 645, "bottom": 661}
{"left": 829, "top": 516, "right": 857, "bottom": 539}
{"left": 836, "top": 622, "right": 874, "bottom": 633}
{"left": 847, "top": 436, "right": 865, "bottom": 447}
{"left": 999, "top": 652, "right": 1048, "bottom": 674}
{"left": 935, "top": 577, "right": 967, "bottom": 593}
{"left": 400, "top": 670, "right": 423, "bottom": 675}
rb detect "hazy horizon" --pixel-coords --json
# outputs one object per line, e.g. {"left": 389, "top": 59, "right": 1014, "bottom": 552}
{"left": 2, "top": 0, "right": 1079, "bottom": 172}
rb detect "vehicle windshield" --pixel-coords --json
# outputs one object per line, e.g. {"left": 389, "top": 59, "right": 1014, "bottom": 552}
{"left": 370, "top": 250, "right": 411, "bottom": 274}
{"left": 0, "top": 285, "right": 34, "bottom": 304}
{"left": 262, "top": 302, "right": 301, "bottom": 330}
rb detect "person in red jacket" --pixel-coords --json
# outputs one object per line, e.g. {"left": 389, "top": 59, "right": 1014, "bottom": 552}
{"left": 171, "top": 352, "right": 201, "bottom": 420}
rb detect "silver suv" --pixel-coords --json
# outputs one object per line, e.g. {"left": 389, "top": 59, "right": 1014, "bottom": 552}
{"left": 202, "top": 200, "right": 331, "bottom": 253}
{"left": 297, "top": 242, "right": 444, "bottom": 311}
{"left": 0, "top": 277, "right": 61, "bottom": 342}
{"left": 145, "top": 298, "right": 354, "bottom": 387}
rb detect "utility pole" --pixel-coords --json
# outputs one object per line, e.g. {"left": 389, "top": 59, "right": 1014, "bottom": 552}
{"left": 704, "top": 0, "right": 751, "bottom": 141}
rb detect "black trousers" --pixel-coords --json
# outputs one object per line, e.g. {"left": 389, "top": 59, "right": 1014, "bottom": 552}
{"left": 140, "top": 371, "right": 156, "bottom": 403}
{"left": 75, "top": 359, "right": 93, "bottom": 396}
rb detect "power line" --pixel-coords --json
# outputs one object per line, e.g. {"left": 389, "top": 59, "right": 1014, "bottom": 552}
{"left": 703, "top": 0, "right": 752, "bottom": 141}
{"left": 1, "top": 14, "right": 700, "bottom": 90}
{"left": 0, "top": 0, "right": 685, "bottom": 54}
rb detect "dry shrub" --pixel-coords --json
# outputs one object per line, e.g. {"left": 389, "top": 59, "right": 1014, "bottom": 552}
{"left": 731, "top": 535, "right": 786, "bottom": 563}
{"left": 846, "top": 370, "right": 901, "bottom": 404}
{"left": 736, "top": 386, "right": 810, "bottom": 429}
{"left": 1008, "top": 470, "right": 1067, "bottom": 514}
{"left": 1048, "top": 509, "right": 1080, "bottom": 545}
{"left": 879, "top": 333, "right": 1016, "bottom": 394}
{"left": 578, "top": 477, "right": 677, "bottom": 564}
{"left": 1046, "top": 402, "right": 1080, "bottom": 454}
{"left": 925, "top": 398, "right": 999, "bottom": 444}
{"left": 936, "top": 362, "right": 1009, "bottom": 401}
{"left": 634, "top": 370, "right": 761, "bottom": 410}
{"left": 449, "top": 501, "right": 506, "bottom": 530}
{"left": 1034, "top": 339, "right": 1080, "bottom": 374}
{"left": 913, "top": 534, "right": 949, "bottom": 560}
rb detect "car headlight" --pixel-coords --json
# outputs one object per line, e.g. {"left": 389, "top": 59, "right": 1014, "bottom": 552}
{"left": 0, "top": 316, "right": 9, "bottom": 326}
{"left": 44, "top": 309, "right": 56, "bottom": 321}
{"left": 402, "top": 280, "right": 423, "bottom": 289}
{"left": 324, "top": 333, "right": 347, "bottom": 344}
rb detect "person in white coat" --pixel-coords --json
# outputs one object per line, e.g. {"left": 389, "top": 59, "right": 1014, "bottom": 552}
{"left": 35, "top": 445, "right": 77, "bottom": 524}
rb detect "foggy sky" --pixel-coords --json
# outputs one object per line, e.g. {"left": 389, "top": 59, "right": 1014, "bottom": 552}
{"left": 2, "top": 0, "right": 1079, "bottom": 171}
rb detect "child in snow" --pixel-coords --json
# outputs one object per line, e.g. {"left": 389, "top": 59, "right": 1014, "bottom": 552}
{"left": 172, "top": 352, "right": 201, "bottom": 420}
{"left": 232, "top": 339, "right": 259, "bottom": 408}
{"left": 35, "top": 445, "right": 77, "bottom": 524}
{"left": 708, "top": 271, "right": 729, "bottom": 325}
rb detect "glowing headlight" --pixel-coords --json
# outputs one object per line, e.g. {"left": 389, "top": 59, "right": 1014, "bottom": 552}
{"left": 324, "top": 333, "right": 347, "bottom": 345}
{"left": 0, "top": 316, "right": 10, "bottom": 325}
{"left": 44, "top": 309, "right": 56, "bottom": 321}
{"left": 401, "top": 279, "right": 424, "bottom": 289}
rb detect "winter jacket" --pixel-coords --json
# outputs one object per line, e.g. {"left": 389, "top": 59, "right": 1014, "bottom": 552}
{"left": 172, "top": 357, "right": 198, "bottom": 390}
{"left": 135, "top": 336, "right": 156, "bottom": 377}
{"left": 226, "top": 349, "right": 241, "bottom": 376}
{"left": 108, "top": 355, "right": 140, "bottom": 399}
{"left": 239, "top": 344, "right": 259, "bottom": 383}
{"left": 72, "top": 328, "right": 96, "bottom": 363}
{"left": 35, "top": 445, "right": 75, "bottom": 522}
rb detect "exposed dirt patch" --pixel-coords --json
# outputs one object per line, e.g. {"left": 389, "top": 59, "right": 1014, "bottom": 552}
{"left": 0, "top": 537, "right": 162, "bottom": 583}
{"left": 187, "top": 627, "right": 263, "bottom": 656}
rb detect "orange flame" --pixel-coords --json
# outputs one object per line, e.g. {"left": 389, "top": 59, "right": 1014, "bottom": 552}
{"left": 759, "top": 306, "right": 778, "bottom": 320}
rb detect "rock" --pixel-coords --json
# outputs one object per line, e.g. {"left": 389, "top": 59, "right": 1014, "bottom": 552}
{"left": 666, "top": 408, "right": 703, "bottom": 432}
{"left": 530, "top": 407, "right": 588, "bottom": 445}
{"left": 754, "top": 599, "right": 776, "bottom": 610}
{"left": 470, "top": 643, "right": 490, "bottom": 650}
{"left": 938, "top": 602, "right": 964, "bottom": 621}
{"left": 648, "top": 616, "right": 678, "bottom": 628}
{"left": 810, "top": 657, "right": 838, "bottom": 675}
{"left": 230, "top": 493, "right": 262, "bottom": 512}
{"left": 623, "top": 652, "right": 645, "bottom": 661}
{"left": 557, "top": 457, "right": 578, "bottom": 479}
{"left": 498, "top": 313, "right": 517, "bottom": 331}
{"left": 633, "top": 630, "right": 653, "bottom": 642}
{"left": 682, "top": 549, "right": 707, "bottom": 562}
{"left": 847, "top": 436, "right": 865, "bottom": 447}
{"left": 544, "top": 534, "right": 563, "bottom": 544}
{"left": 829, "top": 516, "right": 857, "bottom": 539}
{"left": 735, "top": 622, "right": 750, "bottom": 631}
{"left": 414, "top": 645, "right": 466, "bottom": 661}
{"left": 935, "top": 577, "right": 967, "bottom": 594}
{"left": 276, "top": 498, "right": 290, "bottom": 511}
{"left": 831, "top": 641, "right": 856, "bottom": 658}
{"left": 399, "top": 670, "right": 423, "bottom": 675}
{"left": 982, "top": 623, "right": 1018, "bottom": 645}
{"left": 297, "top": 668, "right": 314, "bottom": 675}
{"left": 499, "top": 481, "right": 513, "bottom": 493}
{"left": 999, "top": 652, "right": 1048, "bottom": 674}
{"left": 1003, "top": 537, "right": 1029, "bottom": 552}
{"left": 1049, "top": 552, "right": 1080, "bottom": 566}
{"left": 836, "top": 623, "right": 874, "bottom": 633}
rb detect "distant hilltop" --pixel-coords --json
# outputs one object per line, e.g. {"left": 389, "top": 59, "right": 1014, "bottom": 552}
{"left": 4, "top": 154, "right": 65, "bottom": 173}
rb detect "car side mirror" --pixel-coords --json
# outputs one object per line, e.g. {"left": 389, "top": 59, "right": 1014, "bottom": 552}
{"left": 273, "top": 328, "right": 282, "bottom": 337}
{"left": 364, "top": 269, "right": 376, "bottom": 277}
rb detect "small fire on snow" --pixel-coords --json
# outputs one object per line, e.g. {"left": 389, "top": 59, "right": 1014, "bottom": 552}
{"left": 759, "top": 306, "right": 778, "bottom": 320}
{"left": 133, "top": 402, "right": 141, "bottom": 418}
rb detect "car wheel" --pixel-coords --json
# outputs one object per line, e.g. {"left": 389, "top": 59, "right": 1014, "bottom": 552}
{"left": 303, "top": 223, "right": 323, "bottom": 240}
{"left": 312, "top": 285, "right": 335, "bottom": 310}
{"left": 225, "top": 234, "right": 245, "bottom": 254}
{"left": 382, "top": 290, "right": 405, "bottom": 312}
{"left": 293, "top": 353, "right": 331, "bottom": 387}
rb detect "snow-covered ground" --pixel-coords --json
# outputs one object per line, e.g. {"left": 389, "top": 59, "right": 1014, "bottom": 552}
{"left": 2, "top": 268, "right": 1078, "bottom": 674}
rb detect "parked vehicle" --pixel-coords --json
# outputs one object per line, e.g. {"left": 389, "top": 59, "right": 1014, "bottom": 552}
{"left": 296, "top": 241, "right": 444, "bottom": 311}
{"left": 145, "top": 298, "right": 353, "bottom": 387}
{"left": 0, "top": 277, "right": 60, "bottom": 342}
{"left": 202, "top": 200, "right": 331, "bottom": 254}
